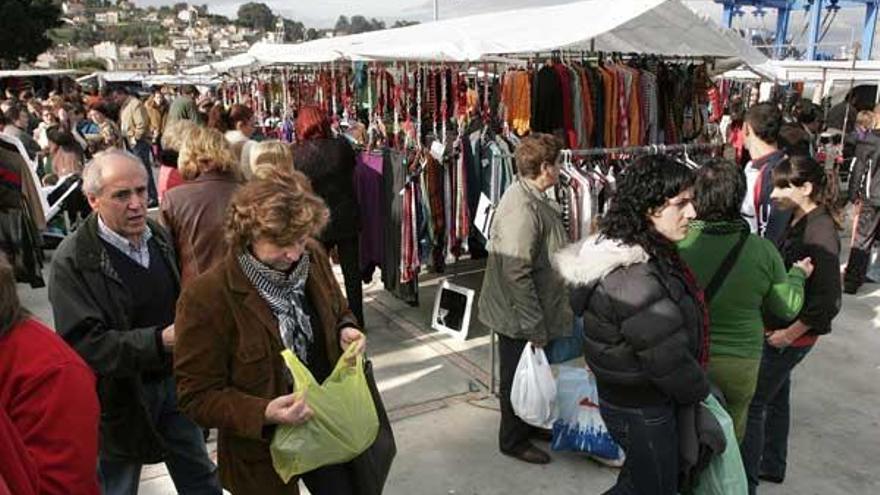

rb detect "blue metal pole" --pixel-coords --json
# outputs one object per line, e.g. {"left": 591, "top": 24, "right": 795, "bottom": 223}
{"left": 775, "top": 6, "right": 792, "bottom": 58}
{"left": 722, "top": 1, "right": 736, "bottom": 27}
{"left": 807, "top": 0, "right": 825, "bottom": 60}
{"left": 862, "top": 1, "right": 878, "bottom": 59}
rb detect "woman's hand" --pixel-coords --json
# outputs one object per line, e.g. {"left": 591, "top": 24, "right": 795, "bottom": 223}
{"left": 264, "top": 392, "right": 313, "bottom": 426}
{"left": 340, "top": 327, "right": 366, "bottom": 365}
{"left": 793, "top": 257, "right": 815, "bottom": 278}
{"left": 765, "top": 330, "right": 793, "bottom": 349}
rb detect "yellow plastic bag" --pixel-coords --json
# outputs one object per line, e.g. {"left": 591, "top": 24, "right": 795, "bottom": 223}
{"left": 270, "top": 345, "right": 379, "bottom": 482}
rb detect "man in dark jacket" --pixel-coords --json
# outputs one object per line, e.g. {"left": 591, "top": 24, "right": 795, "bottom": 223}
{"left": 48, "top": 150, "right": 221, "bottom": 495}
{"left": 741, "top": 103, "right": 791, "bottom": 245}
{"left": 843, "top": 130, "right": 880, "bottom": 294}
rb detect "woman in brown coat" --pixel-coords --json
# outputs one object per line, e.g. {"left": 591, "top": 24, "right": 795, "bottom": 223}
{"left": 174, "top": 168, "right": 366, "bottom": 495}
{"left": 160, "top": 126, "right": 241, "bottom": 287}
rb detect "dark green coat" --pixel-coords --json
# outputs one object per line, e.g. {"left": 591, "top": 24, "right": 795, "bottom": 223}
{"left": 48, "top": 214, "right": 180, "bottom": 463}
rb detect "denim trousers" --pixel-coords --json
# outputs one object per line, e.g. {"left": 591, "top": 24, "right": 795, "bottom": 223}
{"left": 741, "top": 343, "right": 813, "bottom": 495}
{"left": 598, "top": 400, "right": 678, "bottom": 495}
{"left": 98, "top": 376, "right": 222, "bottom": 495}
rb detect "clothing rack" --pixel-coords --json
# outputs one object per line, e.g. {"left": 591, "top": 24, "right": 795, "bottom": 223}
{"left": 564, "top": 142, "right": 722, "bottom": 157}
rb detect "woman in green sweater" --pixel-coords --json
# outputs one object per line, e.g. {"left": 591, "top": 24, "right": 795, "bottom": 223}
{"left": 678, "top": 159, "right": 813, "bottom": 440}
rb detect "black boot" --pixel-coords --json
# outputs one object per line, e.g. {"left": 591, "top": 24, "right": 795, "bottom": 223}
{"left": 844, "top": 248, "right": 871, "bottom": 294}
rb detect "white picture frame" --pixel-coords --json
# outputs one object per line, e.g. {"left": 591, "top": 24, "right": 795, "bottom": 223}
{"left": 431, "top": 280, "right": 475, "bottom": 341}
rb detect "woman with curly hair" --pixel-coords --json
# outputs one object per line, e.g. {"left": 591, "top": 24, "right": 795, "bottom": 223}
{"left": 160, "top": 125, "right": 241, "bottom": 286}
{"left": 555, "top": 155, "right": 709, "bottom": 495}
{"left": 173, "top": 168, "right": 365, "bottom": 494}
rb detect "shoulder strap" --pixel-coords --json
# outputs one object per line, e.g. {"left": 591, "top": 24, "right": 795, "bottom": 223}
{"left": 704, "top": 230, "right": 750, "bottom": 303}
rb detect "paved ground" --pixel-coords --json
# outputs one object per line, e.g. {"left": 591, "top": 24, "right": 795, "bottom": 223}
{"left": 17, "top": 250, "right": 880, "bottom": 495}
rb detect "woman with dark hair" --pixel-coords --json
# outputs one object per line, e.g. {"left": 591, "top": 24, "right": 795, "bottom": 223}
{"left": 555, "top": 156, "right": 708, "bottom": 495}
{"left": 0, "top": 254, "right": 101, "bottom": 495}
{"left": 678, "top": 159, "right": 812, "bottom": 440}
{"left": 291, "top": 105, "right": 363, "bottom": 327}
{"left": 209, "top": 104, "right": 256, "bottom": 179}
{"left": 86, "top": 104, "right": 123, "bottom": 152}
{"left": 741, "top": 156, "right": 842, "bottom": 494}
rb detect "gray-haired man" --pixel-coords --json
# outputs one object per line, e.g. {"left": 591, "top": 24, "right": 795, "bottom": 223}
{"left": 49, "top": 150, "right": 221, "bottom": 495}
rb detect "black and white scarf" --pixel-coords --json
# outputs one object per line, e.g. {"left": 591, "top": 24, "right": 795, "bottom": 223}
{"left": 238, "top": 250, "right": 313, "bottom": 364}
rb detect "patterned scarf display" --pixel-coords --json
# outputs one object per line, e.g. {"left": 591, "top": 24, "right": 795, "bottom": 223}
{"left": 238, "top": 251, "right": 313, "bottom": 364}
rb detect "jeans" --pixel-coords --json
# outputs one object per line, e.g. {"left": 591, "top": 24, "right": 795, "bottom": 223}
{"left": 131, "top": 139, "right": 158, "bottom": 205}
{"left": 741, "top": 343, "right": 813, "bottom": 495}
{"left": 599, "top": 400, "right": 678, "bottom": 495}
{"left": 98, "top": 376, "right": 221, "bottom": 495}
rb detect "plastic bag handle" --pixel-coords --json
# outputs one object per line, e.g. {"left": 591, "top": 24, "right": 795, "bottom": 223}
{"left": 281, "top": 344, "right": 364, "bottom": 394}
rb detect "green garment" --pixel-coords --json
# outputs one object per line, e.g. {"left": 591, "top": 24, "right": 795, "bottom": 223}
{"left": 708, "top": 355, "right": 760, "bottom": 442}
{"left": 678, "top": 220, "right": 806, "bottom": 359}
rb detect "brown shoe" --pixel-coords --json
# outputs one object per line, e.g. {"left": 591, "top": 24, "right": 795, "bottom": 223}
{"left": 501, "top": 443, "right": 551, "bottom": 465}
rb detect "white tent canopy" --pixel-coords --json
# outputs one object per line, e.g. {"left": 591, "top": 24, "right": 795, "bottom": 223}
{"left": 195, "top": 0, "right": 766, "bottom": 72}
{"left": 343, "top": 0, "right": 766, "bottom": 63}
{"left": 186, "top": 53, "right": 261, "bottom": 75}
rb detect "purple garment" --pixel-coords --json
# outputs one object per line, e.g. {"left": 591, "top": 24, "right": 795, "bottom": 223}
{"left": 355, "top": 152, "right": 385, "bottom": 280}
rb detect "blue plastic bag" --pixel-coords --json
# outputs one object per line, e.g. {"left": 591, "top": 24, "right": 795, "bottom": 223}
{"left": 545, "top": 317, "right": 585, "bottom": 365}
{"left": 692, "top": 395, "right": 748, "bottom": 495}
{"left": 550, "top": 365, "right": 624, "bottom": 462}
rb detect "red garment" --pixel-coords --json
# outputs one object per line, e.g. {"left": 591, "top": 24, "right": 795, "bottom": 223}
{"left": 158, "top": 165, "right": 184, "bottom": 203}
{"left": 791, "top": 334, "right": 819, "bottom": 347}
{"left": 0, "top": 319, "right": 100, "bottom": 495}
{"left": 553, "top": 64, "right": 576, "bottom": 148}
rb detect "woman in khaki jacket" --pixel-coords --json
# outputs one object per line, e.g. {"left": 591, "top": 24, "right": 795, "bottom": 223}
{"left": 174, "top": 168, "right": 365, "bottom": 495}
{"left": 478, "top": 133, "right": 573, "bottom": 465}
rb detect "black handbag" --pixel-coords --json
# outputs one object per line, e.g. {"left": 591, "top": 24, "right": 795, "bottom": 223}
{"left": 351, "top": 359, "right": 396, "bottom": 495}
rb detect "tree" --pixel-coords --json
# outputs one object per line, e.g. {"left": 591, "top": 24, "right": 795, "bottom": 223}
{"left": 392, "top": 20, "right": 420, "bottom": 28}
{"left": 283, "top": 19, "right": 305, "bottom": 42}
{"left": 349, "top": 15, "right": 371, "bottom": 34}
{"left": 334, "top": 15, "right": 350, "bottom": 35}
{"left": 0, "top": 0, "right": 63, "bottom": 69}
{"left": 237, "top": 2, "right": 275, "bottom": 31}
{"left": 305, "top": 28, "right": 319, "bottom": 41}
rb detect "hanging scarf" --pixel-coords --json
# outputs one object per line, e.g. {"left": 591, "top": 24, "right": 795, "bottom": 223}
{"left": 238, "top": 251, "right": 314, "bottom": 364}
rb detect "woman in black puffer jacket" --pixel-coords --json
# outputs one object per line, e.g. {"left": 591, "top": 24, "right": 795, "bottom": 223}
{"left": 555, "top": 156, "right": 710, "bottom": 495}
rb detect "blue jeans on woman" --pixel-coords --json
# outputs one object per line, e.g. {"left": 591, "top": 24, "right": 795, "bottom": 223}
{"left": 599, "top": 400, "right": 678, "bottom": 495}
{"left": 741, "top": 343, "right": 813, "bottom": 495}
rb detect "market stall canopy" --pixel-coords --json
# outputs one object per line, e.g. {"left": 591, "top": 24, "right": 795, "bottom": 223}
{"left": 0, "top": 69, "right": 81, "bottom": 79}
{"left": 342, "top": 0, "right": 768, "bottom": 63}
{"left": 723, "top": 60, "right": 880, "bottom": 83}
{"left": 195, "top": 0, "right": 766, "bottom": 71}
{"left": 185, "top": 53, "right": 261, "bottom": 75}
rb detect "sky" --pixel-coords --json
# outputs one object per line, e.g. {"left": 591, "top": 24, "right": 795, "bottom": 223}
{"left": 133, "top": 0, "right": 872, "bottom": 56}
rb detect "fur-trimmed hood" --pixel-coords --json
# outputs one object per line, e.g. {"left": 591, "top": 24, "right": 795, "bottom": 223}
{"left": 554, "top": 235, "right": 650, "bottom": 286}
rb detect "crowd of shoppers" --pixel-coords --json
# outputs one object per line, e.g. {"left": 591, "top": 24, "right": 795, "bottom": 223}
{"left": 1, "top": 79, "right": 853, "bottom": 495}
{"left": 1, "top": 82, "right": 373, "bottom": 494}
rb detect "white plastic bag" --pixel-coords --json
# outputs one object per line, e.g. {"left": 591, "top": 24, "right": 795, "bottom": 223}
{"left": 510, "top": 342, "right": 557, "bottom": 428}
